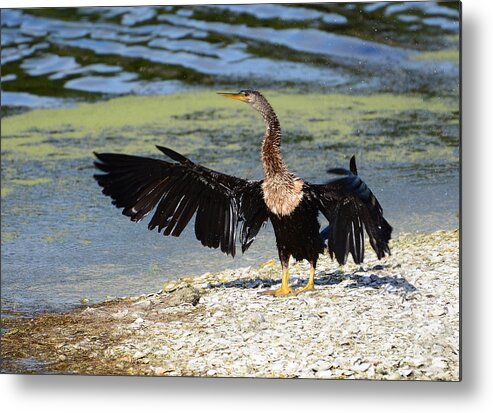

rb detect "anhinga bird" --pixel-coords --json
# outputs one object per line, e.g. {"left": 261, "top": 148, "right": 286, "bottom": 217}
{"left": 94, "top": 90, "right": 392, "bottom": 296}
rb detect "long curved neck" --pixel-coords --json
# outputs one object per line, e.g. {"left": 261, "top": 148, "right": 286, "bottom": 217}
{"left": 259, "top": 103, "right": 289, "bottom": 179}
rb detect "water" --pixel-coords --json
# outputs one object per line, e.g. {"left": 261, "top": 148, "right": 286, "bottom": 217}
{"left": 0, "top": 3, "right": 460, "bottom": 315}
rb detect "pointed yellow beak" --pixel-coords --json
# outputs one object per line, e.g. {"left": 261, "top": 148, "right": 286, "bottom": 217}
{"left": 217, "top": 92, "right": 248, "bottom": 102}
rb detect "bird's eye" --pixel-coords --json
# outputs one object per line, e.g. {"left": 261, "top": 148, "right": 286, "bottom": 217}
{"left": 243, "top": 92, "right": 249, "bottom": 97}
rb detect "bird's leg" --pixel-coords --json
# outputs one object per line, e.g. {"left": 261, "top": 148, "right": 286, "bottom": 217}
{"left": 260, "top": 263, "right": 294, "bottom": 297}
{"left": 294, "top": 263, "right": 316, "bottom": 294}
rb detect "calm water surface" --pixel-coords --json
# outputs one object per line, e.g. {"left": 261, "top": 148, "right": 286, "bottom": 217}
{"left": 1, "top": 3, "right": 460, "bottom": 314}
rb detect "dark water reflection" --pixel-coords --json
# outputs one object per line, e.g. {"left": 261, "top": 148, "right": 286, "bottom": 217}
{"left": 1, "top": 3, "right": 459, "bottom": 104}
{"left": 0, "top": 3, "right": 460, "bottom": 314}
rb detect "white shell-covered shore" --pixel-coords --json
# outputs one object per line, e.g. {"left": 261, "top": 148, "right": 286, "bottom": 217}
{"left": 2, "top": 230, "right": 460, "bottom": 380}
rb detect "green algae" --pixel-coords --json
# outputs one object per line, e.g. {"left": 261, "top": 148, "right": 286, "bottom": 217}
{"left": 1, "top": 178, "right": 51, "bottom": 198}
{"left": 412, "top": 49, "right": 459, "bottom": 62}
{"left": 1, "top": 231, "right": 19, "bottom": 244}
{"left": 43, "top": 229, "right": 70, "bottom": 244}
{"left": 1, "top": 91, "right": 458, "bottom": 177}
{"left": 10, "top": 178, "right": 51, "bottom": 186}
{"left": 2, "top": 92, "right": 453, "bottom": 136}
{"left": 1, "top": 187, "right": 14, "bottom": 198}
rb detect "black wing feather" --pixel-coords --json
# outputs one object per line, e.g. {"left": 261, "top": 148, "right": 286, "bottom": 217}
{"left": 312, "top": 156, "right": 392, "bottom": 265}
{"left": 94, "top": 146, "right": 268, "bottom": 257}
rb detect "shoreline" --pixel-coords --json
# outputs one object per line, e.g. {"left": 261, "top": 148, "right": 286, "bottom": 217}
{"left": 1, "top": 230, "right": 460, "bottom": 380}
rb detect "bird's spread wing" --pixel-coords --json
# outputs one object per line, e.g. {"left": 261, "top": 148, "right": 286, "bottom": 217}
{"left": 309, "top": 156, "right": 392, "bottom": 265}
{"left": 94, "top": 146, "right": 268, "bottom": 257}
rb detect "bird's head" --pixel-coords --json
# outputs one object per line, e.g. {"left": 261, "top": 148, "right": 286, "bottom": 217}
{"left": 218, "top": 90, "right": 269, "bottom": 112}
